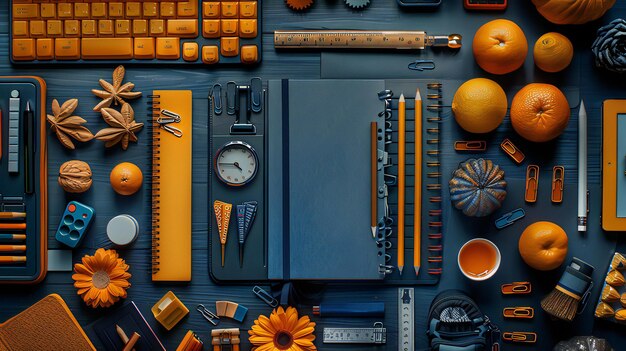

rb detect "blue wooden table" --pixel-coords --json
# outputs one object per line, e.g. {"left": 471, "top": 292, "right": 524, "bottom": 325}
{"left": 1, "top": 1, "right": 626, "bottom": 350}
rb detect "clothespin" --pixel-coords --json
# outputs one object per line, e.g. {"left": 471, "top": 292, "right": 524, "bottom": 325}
{"left": 501, "top": 281, "right": 532, "bottom": 295}
{"left": 494, "top": 208, "right": 525, "bottom": 229}
{"left": 454, "top": 140, "right": 487, "bottom": 152}
{"left": 501, "top": 139, "right": 525, "bottom": 164}
{"left": 551, "top": 166, "right": 564, "bottom": 203}
{"left": 525, "top": 165, "right": 539, "bottom": 203}
{"left": 503, "top": 307, "right": 534, "bottom": 319}
{"left": 502, "top": 332, "right": 537, "bottom": 344}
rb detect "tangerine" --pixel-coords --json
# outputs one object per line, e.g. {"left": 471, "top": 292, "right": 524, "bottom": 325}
{"left": 452, "top": 78, "right": 508, "bottom": 134}
{"left": 473, "top": 19, "right": 528, "bottom": 75}
{"left": 510, "top": 83, "right": 570, "bottom": 142}
{"left": 534, "top": 32, "right": 574, "bottom": 73}
{"left": 110, "top": 162, "right": 143, "bottom": 196}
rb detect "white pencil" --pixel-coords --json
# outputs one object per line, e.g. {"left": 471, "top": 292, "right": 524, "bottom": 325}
{"left": 578, "top": 100, "right": 587, "bottom": 232}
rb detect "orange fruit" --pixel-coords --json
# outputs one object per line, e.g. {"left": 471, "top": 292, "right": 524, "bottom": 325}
{"left": 534, "top": 32, "right": 573, "bottom": 73}
{"left": 510, "top": 83, "right": 570, "bottom": 142}
{"left": 110, "top": 162, "right": 143, "bottom": 196}
{"left": 518, "top": 221, "right": 568, "bottom": 271}
{"left": 473, "top": 19, "right": 528, "bottom": 75}
{"left": 452, "top": 78, "right": 507, "bottom": 134}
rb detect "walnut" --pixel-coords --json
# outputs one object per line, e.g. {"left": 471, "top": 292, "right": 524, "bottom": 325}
{"left": 58, "top": 160, "right": 93, "bottom": 193}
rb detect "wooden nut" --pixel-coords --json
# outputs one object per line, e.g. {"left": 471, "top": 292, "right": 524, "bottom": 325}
{"left": 58, "top": 160, "right": 92, "bottom": 193}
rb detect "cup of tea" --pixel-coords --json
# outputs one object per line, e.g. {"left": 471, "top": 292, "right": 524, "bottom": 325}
{"left": 458, "top": 238, "right": 501, "bottom": 281}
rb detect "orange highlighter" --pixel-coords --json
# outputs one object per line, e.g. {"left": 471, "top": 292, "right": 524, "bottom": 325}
{"left": 0, "top": 223, "right": 26, "bottom": 230}
{"left": 0, "top": 245, "right": 26, "bottom": 252}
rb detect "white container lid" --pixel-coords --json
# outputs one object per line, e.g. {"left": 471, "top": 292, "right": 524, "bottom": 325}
{"left": 107, "top": 214, "right": 139, "bottom": 246}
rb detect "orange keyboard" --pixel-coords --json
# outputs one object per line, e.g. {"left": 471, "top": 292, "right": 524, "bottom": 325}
{"left": 10, "top": 1, "right": 261, "bottom": 65}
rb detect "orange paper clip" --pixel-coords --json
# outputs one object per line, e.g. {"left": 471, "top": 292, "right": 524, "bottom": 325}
{"left": 501, "top": 281, "right": 531, "bottom": 295}
{"left": 551, "top": 166, "right": 564, "bottom": 203}
{"left": 502, "top": 332, "right": 537, "bottom": 344}
{"left": 503, "top": 307, "right": 534, "bottom": 319}
{"left": 454, "top": 141, "right": 487, "bottom": 152}
{"left": 501, "top": 138, "right": 525, "bottom": 164}
{"left": 525, "top": 165, "right": 539, "bottom": 203}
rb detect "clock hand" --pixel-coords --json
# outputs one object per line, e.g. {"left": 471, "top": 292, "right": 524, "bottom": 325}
{"left": 233, "top": 162, "right": 243, "bottom": 171}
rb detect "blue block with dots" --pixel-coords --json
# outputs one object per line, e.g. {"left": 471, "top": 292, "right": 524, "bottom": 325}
{"left": 55, "top": 201, "right": 95, "bottom": 248}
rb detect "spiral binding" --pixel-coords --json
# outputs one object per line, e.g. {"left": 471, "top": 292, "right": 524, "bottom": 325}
{"left": 426, "top": 82, "right": 443, "bottom": 276}
{"left": 148, "top": 94, "right": 162, "bottom": 275}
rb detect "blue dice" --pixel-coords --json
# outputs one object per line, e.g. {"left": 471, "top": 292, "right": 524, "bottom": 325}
{"left": 55, "top": 201, "right": 94, "bottom": 248}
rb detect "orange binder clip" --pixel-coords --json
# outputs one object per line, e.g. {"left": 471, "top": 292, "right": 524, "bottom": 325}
{"left": 502, "top": 332, "right": 537, "bottom": 344}
{"left": 501, "top": 281, "right": 531, "bottom": 294}
{"left": 503, "top": 307, "right": 534, "bottom": 319}
{"left": 500, "top": 138, "right": 525, "bottom": 164}
{"left": 551, "top": 166, "right": 564, "bottom": 203}
{"left": 525, "top": 165, "right": 539, "bottom": 203}
{"left": 454, "top": 141, "right": 487, "bottom": 151}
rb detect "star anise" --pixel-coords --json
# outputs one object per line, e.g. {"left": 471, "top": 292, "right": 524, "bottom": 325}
{"left": 46, "top": 98, "right": 94, "bottom": 150}
{"left": 91, "top": 65, "right": 142, "bottom": 111}
{"left": 94, "top": 103, "right": 143, "bottom": 150}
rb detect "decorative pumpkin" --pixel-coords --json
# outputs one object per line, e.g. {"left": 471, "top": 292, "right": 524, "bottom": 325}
{"left": 532, "top": 0, "right": 616, "bottom": 25}
{"left": 518, "top": 221, "right": 568, "bottom": 271}
{"left": 449, "top": 159, "right": 507, "bottom": 217}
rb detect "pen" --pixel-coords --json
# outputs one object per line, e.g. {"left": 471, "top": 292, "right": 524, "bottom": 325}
{"left": 0, "top": 234, "right": 26, "bottom": 242}
{"left": 312, "top": 302, "right": 385, "bottom": 317}
{"left": 0, "top": 223, "right": 26, "bottom": 230}
{"left": 0, "top": 245, "right": 26, "bottom": 252}
{"left": 24, "top": 101, "right": 34, "bottom": 194}
{"left": 370, "top": 121, "right": 378, "bottom": 239}
{"left": 0, "top": 212, "right": 26, "bottom": 219}
{"left": 578, "top": 101, "right": 587, "bottom": 232}
{"left": 0, "top": 256, "right": 26, "bottom": 264}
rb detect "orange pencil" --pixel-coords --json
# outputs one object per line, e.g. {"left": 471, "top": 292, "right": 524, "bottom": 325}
{"left": 398, "top": 94, "right": 406, "bottom": 275}
{"left": 0, "top": 110, "right": 2, "bottom": 160}
{"left": 0, "top": 212, "right": 26, "bottom": 219}
{"left": 0, "top": 223, "right": 26, "bottom": 230}
{"left": 414, "top": 89, "right": 422, "bottom": 276}
{"left": 0, "top": 245, "right": 26, "bottom": 252}
{"left": 0, "top": 256, "right": 26, "bottom": 263}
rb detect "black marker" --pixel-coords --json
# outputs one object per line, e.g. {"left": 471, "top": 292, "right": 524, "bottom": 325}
{"left": 24, "top": 101, "right": 34, "bottom": 194}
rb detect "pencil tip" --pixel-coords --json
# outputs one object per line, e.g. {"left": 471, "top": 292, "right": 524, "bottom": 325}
{"left": 415, "top": 89, "right": 421, "bottom": 100}
{"left": 414, "top": 266, "right": 420, "bottom": 276}
{"left": 399, "top": 94, "right": 405, "bottom": 102}
{"left": 398, "top": 266, "right": 404, "bottom": 275}
{"left": 26, "top": 101, "right": 31, "bottom": 110}
{"left": 371, "top": 226, "right": 377, "bottom": 238}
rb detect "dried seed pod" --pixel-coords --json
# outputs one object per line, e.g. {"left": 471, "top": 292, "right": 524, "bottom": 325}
{"left": 602, "top": 284, "right": 620, "bottom": 303}
{"left": 607, "top": 269, "right": 625, "bottom": 287}
{"left": 595, "top": 302, "right": 615, "bottom": 318}
{"left": 58, "top": 160, "right": 92, "bottom": 193}
{"left": 612, "top": 253, "right": 626, "bottom": 270}
{"left": 615, "top": 309, "right": 626, "bottom": 321}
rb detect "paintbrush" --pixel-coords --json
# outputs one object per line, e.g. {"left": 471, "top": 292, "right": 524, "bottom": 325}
{"left": 540, "top": 257, "right": 594, "bottom": 322}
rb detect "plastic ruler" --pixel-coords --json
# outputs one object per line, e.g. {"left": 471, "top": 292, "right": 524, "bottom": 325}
{"left": 322, "top": 322, "right": 386, "bottom": 344}
{"left": 399, "top": 288, "right": 414, "bottom": 351}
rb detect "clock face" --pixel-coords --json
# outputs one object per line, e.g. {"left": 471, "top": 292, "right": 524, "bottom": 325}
{"left": 214, "top": 141, "right": 259, "bottom": 186}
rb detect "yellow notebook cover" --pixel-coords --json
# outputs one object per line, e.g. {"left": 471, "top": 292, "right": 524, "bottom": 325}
{"left": 151, "top": 90, "right": 192, "bottom": 281}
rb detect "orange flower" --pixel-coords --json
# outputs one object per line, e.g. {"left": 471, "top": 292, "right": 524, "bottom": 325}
{"left": 249, "top": 306, "right": 316, "bottom": 351}
{"left": 72, "top": 248, "right": 131, "bottom": 308}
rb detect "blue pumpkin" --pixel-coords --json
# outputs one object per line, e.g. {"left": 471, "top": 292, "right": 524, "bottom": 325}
{"left": 449, "top": 158, "right": 507, "bottom": 217}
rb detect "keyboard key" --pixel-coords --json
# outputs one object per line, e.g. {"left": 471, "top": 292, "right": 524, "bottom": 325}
{"left": 13, "top": 4, "right": 39, "bottom": 19}
{"left": 92, "top": 3, "right": 107, "bottom": 19}
{"left": 82, "top": 20, "right": 97, "bottom": 37}
{"left": 203, "top": 2, "right": 220, "bottom": 18}
{"left": 13, "top": 21, "right": 29, "bottom": 38}
{"left": 58, "top": 3, "right": 73, "bottom": 19}
{"left": 12, "top": 39, "right": 36, "bottom": 60}
{"left": 241, "top": 45, "right": 258, "bottom": 64}
{"left": 47, "top": 20, "right": 63, "bottom": 37}
{"left": 202, "top": 20, "right": 220, "bottom": 39}
{"left": 134, "top": 37, "right": 155, "bottom": 59}
{"left": 182, "top": 42, "right": 198, "bottom": 61}
{"left": 240, "top": 2, "right": 257, "bottom": 18}
{"left": 133, "top": 20, "right": 148, "bottom": 36}
{"left": 55, "top": 38, "right": 80, "bottom": 60}
{"left": 116, "top": 20, "right": 131, "bottom": 36}
{"left": 160, "top": 3, "right": 176, "bottom": 18}
{"left": 98, "top": 20, "right": 114, "bottom": 36}
{"left": 109, "top": 3, "right": 124, "bottom": 19}
{"left": 178, "top": 1, "right": 198, "bottom": 18}
{"left": 74, "top": 3, "right": 90, "bottom": 19}
{"left": 167, "top": 19, "right": 198, "bottom": 38}
{"left": 82, "top": 38, "right": 133, "bottom": 59}
{"left": 143, "top": 2, "right": 159, "bottom": 18}
{"left": 221, "top": 19, "right": 238, "bottom": 36}
{"left": 239, "top": 19, "right": 257, "bottom": 38}
{"left": 64, "top": 20, "right": 80, "bottom": 37}
{"left": 221, "top": 2, "right": 238, "bottom": 18}
{"left": 156, "top": 37, "right": 180, "bottom": 59}
{"left": 150, "top": 20, "right": 165, "bottom": 36}
{"left": 40, "top": 4, "right": 56, "bottom": 19}
{"left": 202, "top": 45, "right": 219, "bottom": 64}
{"left": 36, "top": 38, "right": 54, "bottom": 60}
{"left": 220, "top": 37, "right": 239, "bottom": 57}
{"left": 30, "top": 21, "right": 46, "bottom": 37}
{"left": 126, "top": 2, "right": 142, "bottom": 18}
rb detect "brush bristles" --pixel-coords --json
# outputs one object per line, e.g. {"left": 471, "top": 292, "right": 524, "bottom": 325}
{"left": 541, "top": 289, "right": 579, "bottom": 322}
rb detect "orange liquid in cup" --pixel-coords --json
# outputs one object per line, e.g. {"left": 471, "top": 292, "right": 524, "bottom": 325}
{"left": 459, "top": 240, "right": 498, "bottom": 278}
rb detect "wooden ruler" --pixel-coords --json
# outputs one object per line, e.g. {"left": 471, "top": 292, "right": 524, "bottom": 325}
{"left": 274, "top": 30, "right": 462, "bottom": 50}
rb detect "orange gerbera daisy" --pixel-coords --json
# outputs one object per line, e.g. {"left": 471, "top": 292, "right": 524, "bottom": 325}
{"left": 72, "top": 248, "right": 131, "bottom": 308}
{"left": 249, "top": 306, "right": 316, "bottom": 351}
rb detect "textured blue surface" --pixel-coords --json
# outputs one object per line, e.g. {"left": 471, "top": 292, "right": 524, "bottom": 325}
{"left": 0, "top": 1, "right": 625, "bottom": 351}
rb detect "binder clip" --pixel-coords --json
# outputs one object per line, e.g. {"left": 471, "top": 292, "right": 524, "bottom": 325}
{"left": 525, "top": 165, "right": 539, "bottom": 203}
{"left": 454, "top": 140, "right": 487, "bottom": 152}
{"left": 227, "top": 78, "right": 263, "bottom": 135}
{"left": 494, "top": 208, "right": 525, "bottom": 229}
{"left": 197, "top": 304, "right": 220, "bottom": 326}
{"left": 501, "top": 281, "right": 532, "bottom": 295}
{"left": 502, "top": 332, "right": 537, "bottom": 344}
{"left": 500, "top": 138, "right": 525, "bottom": 164}
{"left": 253, "top": 286, "right": 279, "bottom": 308}
{"left": 503, "top": 307, "right": 534, "bottom": 319}
{"left": 211, "top": 328, "right": 240, "bottom": 351}
{"left": 551, "top": 166, "right": 564, "bottom": 203}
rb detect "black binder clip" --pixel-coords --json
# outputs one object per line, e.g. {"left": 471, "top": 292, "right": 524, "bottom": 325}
{"left": 228, "top": 78, "right": 263, "bottom": 135}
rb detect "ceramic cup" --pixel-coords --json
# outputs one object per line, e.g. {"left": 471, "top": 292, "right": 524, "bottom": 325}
{"left": 457, "top": 238, "right": 501, "bottom": 281}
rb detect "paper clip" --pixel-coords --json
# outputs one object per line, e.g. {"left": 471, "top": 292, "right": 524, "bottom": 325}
{"left": 408, "top": 59, "right": 436, "bottom": 71}
{"left": 210, "top": 83, "right": 223, "bottom": 115}
{"left": 500, "top": 138, "right": 525, "bottom": 164}
{"left": 502, "top": 332, "right": 537, "bottom": 344}
{"left": 503, "top": 307, "right": 534, "bottom": 319}
{"left": 253, "top": 286, "right": 279, "bottom": 308}
{"left": 157, "top": 109, "right": 181, "bottom": 124}
{"left": 551, "top": 166, "right": 564, "bottom": 203}
{"left": 494, "top": 208, "right": 526, "bottom": 229}
{"left": 525, "top": 165, "right": 539, "bottom": 203}
{"left": 501, "top": 281, "right": 532, "bottom": 295}
{"left": 197, "top": 304, "right": 220, "bottom": 326}
{"left": 454, "top": 140, "right": 487, "bottom": 152}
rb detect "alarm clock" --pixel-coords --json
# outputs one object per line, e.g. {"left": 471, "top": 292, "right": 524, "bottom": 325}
{"left": 214, "top": 141, "right": 259, "bottom": 187}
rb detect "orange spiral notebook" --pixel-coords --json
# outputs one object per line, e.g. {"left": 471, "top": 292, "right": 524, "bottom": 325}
{"left": 150, "top": 90, "right": 193, "bottom": 281}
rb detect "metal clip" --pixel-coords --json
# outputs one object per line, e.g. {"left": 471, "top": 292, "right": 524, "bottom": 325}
{"left": 454, "top": 140, "right": 487, "bottom": 152}
{"left": 503, "top": 307, "right": 534, "bottom": 319}
{"left": 226, "top": 81, "right": 237, "bottom": 115}
{"left": 501, "top": 138, "right": 525, "bottom": 164}
{"left": 525, "top": 165, "right": 539, "bottom": 203}
{"left": 157, "top": 109, "right": 181, "bottom": 124}
{"left": 210, "top": 83, "right": 223, "bottom": 115}
{"left": 502, "top": 332, "right": 537, "bottom": 344}
{"left": 408, "top": 59, "right": 436, "bottom": 71}
{"left": 252, "top": 286, "right": 279, "bottom": 308}
{"left": 501, "top": 281, "right": 532, "bottom": 295}
{"left": 197, "top": 304, "right": 220, "bottom": 326}
{"left": 163, "top": 124, "right": 183, "bottom": 138}
{"left": 552, "top": 166, "right": 564, "bottom": 203}
{"left": 494, "top": 208, "right": 526, "bottom": 229}
{"left": 250, "top": 77, "right": 263, "bottom": 113}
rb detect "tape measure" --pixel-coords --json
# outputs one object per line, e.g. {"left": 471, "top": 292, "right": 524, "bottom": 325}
{"left": 323, "top": 322, "right": 386, "bottom": 344}
{"left": 274, "top": 30, "right": 462, "bottom": 50}
{"left": 399, "top": 288, "right": 414, "bottom": 351}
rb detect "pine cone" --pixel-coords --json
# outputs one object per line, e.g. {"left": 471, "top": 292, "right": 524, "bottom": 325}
{"left": 592, "top": 18, "right": 626, "bottom": 73}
